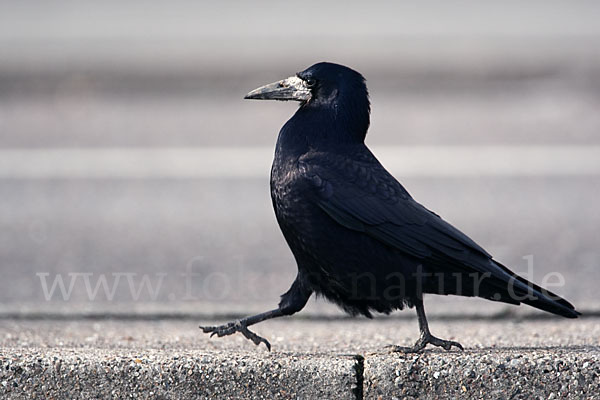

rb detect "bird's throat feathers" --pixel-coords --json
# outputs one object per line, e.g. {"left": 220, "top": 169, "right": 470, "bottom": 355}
{"left": 277, "top": 77, "right": 370, "bottom": 153}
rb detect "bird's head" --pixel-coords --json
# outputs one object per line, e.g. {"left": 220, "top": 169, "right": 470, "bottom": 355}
{"left": 245, "top": 62, "right": 370, "bottom": 143}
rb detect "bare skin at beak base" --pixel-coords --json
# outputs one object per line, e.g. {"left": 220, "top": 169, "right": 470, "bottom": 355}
{"left": 244, "top": 76, "right": 311, "bottom": 101}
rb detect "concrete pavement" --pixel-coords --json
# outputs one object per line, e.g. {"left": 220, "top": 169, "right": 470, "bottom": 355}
{"left": 1, "top": 316, "right": 599, "bottom": 399}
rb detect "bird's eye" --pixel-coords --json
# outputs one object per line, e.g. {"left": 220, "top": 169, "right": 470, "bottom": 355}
{"left": 305, "top": 78, "right": 316, "bottom": 88}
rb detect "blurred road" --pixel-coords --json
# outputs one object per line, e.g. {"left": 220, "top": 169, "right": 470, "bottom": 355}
{"left": 2, "top": 0, "right": 600, "bottom": 149}
{"left": 1, "top": 175, "right": 598, "bottom": 313}
{"left": 0, "top": 0, "right": 599, "bottom": 315}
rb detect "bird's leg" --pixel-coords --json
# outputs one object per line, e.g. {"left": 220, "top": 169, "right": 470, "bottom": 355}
{"left": 200, "top": 277, "right": 311, "bottom": 351}
{"left": 407, "top": 298, "right": 463, "bottom": 352}
{"left": 200, "top": 308, "right": 284, "bottom": 351}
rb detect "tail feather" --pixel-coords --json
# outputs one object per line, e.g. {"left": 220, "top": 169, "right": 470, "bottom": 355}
{"left": 425, "top": 258, "right": 581, "bottom": 318}
{"left": 493, "top": 261, "right": 580, "bottom": 318}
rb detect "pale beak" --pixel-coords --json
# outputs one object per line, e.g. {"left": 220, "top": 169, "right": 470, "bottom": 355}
{"left": 244, "top": 76, "right": 311, "bottom": 102}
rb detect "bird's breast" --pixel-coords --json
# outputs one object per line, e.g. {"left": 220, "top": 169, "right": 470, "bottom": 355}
{"left": 271, "top": 157, "right": 310, "bottom": 222}
{"left": 269, "top": 154, "right": 328, "bottom": 246}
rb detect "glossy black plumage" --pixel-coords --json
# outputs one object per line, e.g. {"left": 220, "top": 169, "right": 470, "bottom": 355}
{"left": 201, "top": 62, "right": 579, "bottom": 351}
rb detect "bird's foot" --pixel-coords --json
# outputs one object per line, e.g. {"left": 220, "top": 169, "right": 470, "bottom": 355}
{"left": 409, "top": 333, "right": 463, "bottom": 353}
{"left": 200, "top": 320, "right": 271, "bottom": 351}
{"left": 387, "top": 334, "right": 463, "bottom": 353}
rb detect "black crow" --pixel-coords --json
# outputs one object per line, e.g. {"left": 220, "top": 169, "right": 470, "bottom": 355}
{"left": 201, "top": 62, "right": 580, "bottom": 352}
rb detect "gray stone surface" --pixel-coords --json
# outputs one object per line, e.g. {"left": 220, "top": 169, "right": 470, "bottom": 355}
{"left": 0, "top": 318, "right": 599, "bottom": 352}
{"left": 364, "top": 349, "right": 600, "bottom": 400}
{"left": 0, "top": 317, "right": 599, "bottom": 399}
{"left": 0, "top": 348, "right": 357, "bottom": 400}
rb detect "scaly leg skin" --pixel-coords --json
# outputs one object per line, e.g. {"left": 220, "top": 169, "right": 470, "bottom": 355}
{"left": 200, "top": 320, "right": 271, "bottom": 351}
{"left": 389, "top": 297, "right": 464, "bottom": 353}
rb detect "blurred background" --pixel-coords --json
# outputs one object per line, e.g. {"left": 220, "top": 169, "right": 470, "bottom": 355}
{"left": 1, "top": 0, "right": 599, "bottom": 317}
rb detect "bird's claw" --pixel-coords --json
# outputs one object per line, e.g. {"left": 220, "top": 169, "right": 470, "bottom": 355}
{"left": 410, "top": 333, "right": 463, "bottom": 353}
{"left": 388, "top": 334, "right": 463, "bottom": 353}
{"left": 200, "top": 321, "right": 271, "bottom": 351}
